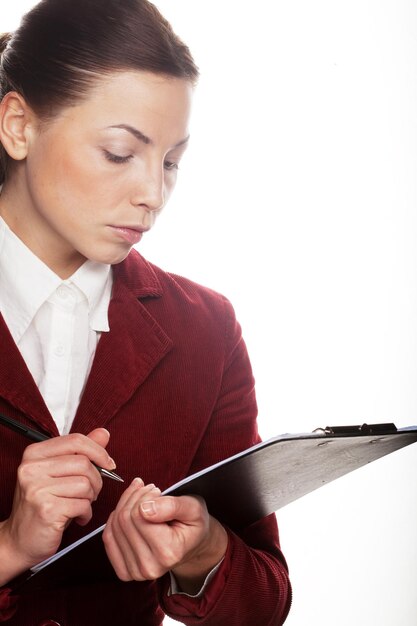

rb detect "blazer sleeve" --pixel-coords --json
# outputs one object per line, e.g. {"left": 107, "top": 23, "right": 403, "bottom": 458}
{"left": 158, "top": 296, "right": 292, "bottom": 625}
{"left": 0, "top": 588, "right": 17, "bottom": 622}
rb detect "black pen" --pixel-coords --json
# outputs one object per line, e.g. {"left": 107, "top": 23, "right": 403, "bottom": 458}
{"left": 0, "top": 412, "right": 124, "bottom": 483}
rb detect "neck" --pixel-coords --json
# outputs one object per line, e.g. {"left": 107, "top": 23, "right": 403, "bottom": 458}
{"left": 0, "top": 179, "right": 86, "bottom": 279}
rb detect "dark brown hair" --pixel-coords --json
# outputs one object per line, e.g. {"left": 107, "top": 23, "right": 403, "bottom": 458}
{"left": 0, "top": 0, "right": 198, "bottom": 183}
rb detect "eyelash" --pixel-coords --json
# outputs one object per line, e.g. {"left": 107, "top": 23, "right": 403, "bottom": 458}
{"left": 104, "top": 150, "right": 179, "bottom": 171}
{"left": 104, "top": 150, "right": 133, "bottom": 164}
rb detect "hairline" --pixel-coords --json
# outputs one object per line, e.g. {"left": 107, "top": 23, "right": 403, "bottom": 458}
{"left": 27, "top": 68, "right": 196, "bottom": 123}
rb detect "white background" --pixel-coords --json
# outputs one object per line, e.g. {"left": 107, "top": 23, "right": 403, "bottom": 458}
{"left": 3, "top": 2, "right": 417, "bottom": 624}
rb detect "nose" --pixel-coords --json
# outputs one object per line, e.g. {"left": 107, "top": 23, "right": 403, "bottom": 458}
{"left": 130, "top": 161, "right": 165, "bottom": 213}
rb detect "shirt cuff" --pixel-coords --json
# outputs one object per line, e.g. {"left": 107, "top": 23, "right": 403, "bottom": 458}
{"left": 168, "top": 558, "right": 224, "bottom": 598}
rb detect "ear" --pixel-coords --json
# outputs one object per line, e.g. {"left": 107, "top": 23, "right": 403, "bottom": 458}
{"left": 0, "top": 92, "right": 36, "bottom": 162}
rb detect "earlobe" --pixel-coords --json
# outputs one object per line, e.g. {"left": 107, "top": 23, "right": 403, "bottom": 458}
{"left": 0, "top": 92, "right": 34, "bottom": 162}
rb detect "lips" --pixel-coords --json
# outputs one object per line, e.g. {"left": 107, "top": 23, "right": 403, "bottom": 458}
{"left": 109, "top": 225, "right": 148, "bottom": 245}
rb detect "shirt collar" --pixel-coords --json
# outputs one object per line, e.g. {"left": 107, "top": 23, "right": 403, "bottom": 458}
{"left": 0, "top": 217, "right": 112, "bottom": 341}
{"left": 69, "top": 260, "right": 112, "bottom": 332}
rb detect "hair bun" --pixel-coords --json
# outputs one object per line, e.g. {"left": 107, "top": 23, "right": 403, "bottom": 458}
{"left": 0, "top": 32, "right": 12, "bottom": 55}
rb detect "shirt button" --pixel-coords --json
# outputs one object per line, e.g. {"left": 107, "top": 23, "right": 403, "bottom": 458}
{"left": 54, "top": 345, "right": 65, "bottom": 357}
{"left": 57, "top": 285, "right": 69, "bottom": 299}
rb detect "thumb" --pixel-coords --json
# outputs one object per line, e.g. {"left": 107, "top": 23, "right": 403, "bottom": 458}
{"left": 87, "top": 427, "right": 111, "bottom": 449}
{"left": 140, "top": 495, "right": 205, "bottom": 524}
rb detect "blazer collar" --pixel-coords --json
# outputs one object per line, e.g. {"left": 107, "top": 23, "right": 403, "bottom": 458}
{"left": 0, "top": 316, "right": 57, "bottom": 435}
{"left": 0, "top": 251, "right": 172, "bottom": 435}
{"left": 112, "top": 250, "right": 164, "bottom": 300}
{"left": 71, "top": 251, "right": 172, "bottom": 433}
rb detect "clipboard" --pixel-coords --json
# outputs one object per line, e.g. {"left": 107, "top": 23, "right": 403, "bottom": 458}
{"left": 164, "top": 422, "right": 417, "bottom": 528}
{"left": 13, "top": 423, "right": 417, "bottom": 593}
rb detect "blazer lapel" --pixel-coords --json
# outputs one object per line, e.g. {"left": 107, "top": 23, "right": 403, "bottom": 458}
{"left": 0, "top": 315, "right": 60, "bottom": 436}
{"left": 71, "top": 253, "right": 173, "bottom": 434}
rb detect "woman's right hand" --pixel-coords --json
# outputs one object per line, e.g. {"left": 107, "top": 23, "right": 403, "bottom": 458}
{"left": 0, "top": 427, "right": 115, "bottom": 585}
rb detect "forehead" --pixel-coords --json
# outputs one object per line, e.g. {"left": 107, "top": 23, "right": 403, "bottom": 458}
{"left": 54, "top": 70, "right": 193, "bottom": 143}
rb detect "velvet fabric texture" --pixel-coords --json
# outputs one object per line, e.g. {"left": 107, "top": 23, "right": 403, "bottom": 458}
{"left": 0, "top": 250, "right": 291, "bottom": 625}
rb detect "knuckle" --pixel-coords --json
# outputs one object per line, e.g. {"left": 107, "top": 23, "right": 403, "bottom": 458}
{"left": 77, "top": 475, "right": 94, "bottom": 497}
{"left": 117, "top": 570, "right": 133, "bottom": 582}
{"left": 164, "top": 496, "right": 177, "bottom": 516}
{"left": 17, "top": 461, "right": 36, "bottom": 484}
{"left": 118, "top": 507, "right": 132, "bottom": 530}
{"left": 77, "top": 502, "right": 93, "bottom": 521}
{"left": 130, "top": 564, "right": 145, "bottom": 581}
{"left": 38, "top": 499, "right": 56, "bottom": 521}
{"left": 142, "top": 563, "right": 163, "bottom": 580}
{"left": 102, "top": 527, "right": 112, "bottom": 546}
{"left": 21, "top": 442, "right": 38, "bottom": 460}
{"left": 84, "top": 502, "right": 93, "bottom": 521}
{"left": 190, "top": 495, "right": 205, "bottom": 515}
{"left": 69, "top": 432, "right": 86, "bottom": 445}
{"left": 157, "top": 544, "right": 177, "bottom": 569}
{"left": 157, "top": 539, "right": 172, "bottom": 560}
{"left": 76, "top": 455, "right": 92, "bottom": 472}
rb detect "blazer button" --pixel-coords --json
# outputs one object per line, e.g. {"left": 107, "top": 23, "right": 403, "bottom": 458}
{"left": 38, "top": 620, "right": 61, "bottom": 626}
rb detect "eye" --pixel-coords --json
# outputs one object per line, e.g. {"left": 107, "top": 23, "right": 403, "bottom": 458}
{"left": 103, "top": 150, "right": 133, "bottom": 164}
{"left": 164, "top": 160, "right": 179, "bottom": 171}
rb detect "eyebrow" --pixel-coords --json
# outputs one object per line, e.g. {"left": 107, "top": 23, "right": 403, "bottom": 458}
{"left": 108, "top": 124, "right": 189, "bottom": 149}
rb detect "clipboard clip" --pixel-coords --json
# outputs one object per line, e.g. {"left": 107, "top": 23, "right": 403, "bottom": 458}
{"left": 320, "top": 423, "right": 398, "bottom": 436}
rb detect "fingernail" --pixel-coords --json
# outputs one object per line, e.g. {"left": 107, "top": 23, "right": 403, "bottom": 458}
{"left": 108, "top": 457, "right": 116, "bottom": 470}
{"left": 141, "top": 500, "right": 157, "bottom": 516}
{"left": 133, "top": 477, "right": 144, "bottom": 487}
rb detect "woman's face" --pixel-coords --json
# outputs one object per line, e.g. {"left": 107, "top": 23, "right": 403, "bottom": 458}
{"left": 1, "top": 71, "right": 193, "bottom": 277}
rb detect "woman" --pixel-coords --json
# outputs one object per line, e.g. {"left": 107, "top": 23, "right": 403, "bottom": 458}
{"left": 0, "top": 0, "right": 291, "bottom": 624}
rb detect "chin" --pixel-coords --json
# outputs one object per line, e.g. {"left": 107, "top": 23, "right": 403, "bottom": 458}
{"left": 94, "top": 247, "right": 133, "bottom": 266}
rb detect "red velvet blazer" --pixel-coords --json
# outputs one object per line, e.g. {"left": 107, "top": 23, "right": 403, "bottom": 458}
{"left": 0, "top": 250, "right": 291, "bottom": 626}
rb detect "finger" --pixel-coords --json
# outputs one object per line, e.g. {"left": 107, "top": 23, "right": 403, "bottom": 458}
{"left": 22, "top": 432, "right": 116, "bottom": 470}
{"left": 112, "top": 479, "right": 162, "bottom": 516}
{"left": 104, "top": 507, "right": 156, "bottom": 581}
{"left": 129, "top": 489, "right": 191, "bottom": 572}
{"left": 112, "top": 477, "right": 145, "bottom": 512}
{"left": 111, "top": 484, "right": 165, "bottom": 578}
{"left": 58, "top": 498, "right": 94, "bottom": 527}
{"left": 112, "top": 483, "right": 161, "bottom": 544}
{"left": 18, "top": 474, "right": 101, "bottom": 528}
{"left": 27, "top": 492, "right": 95, "bottom": 529}
{"left": 18, "top": 455, "right": 103, "bottom": 497}
{"left": 139, "top": 495, "right": 206, "bottom": 525}
{"left": 117, "top": 482, "right": 164, "bottom": 540}
{"left": 103, "top": 512, "right": 134, "bottom": 581}
{"left": 41, "top": 475, "right": 98, "bottom": 502}
{"left": 86, "top": 427, "right": 110, "bottom": 449}
{"left": 119, "top": 481, "right": 160, "bottom": 511}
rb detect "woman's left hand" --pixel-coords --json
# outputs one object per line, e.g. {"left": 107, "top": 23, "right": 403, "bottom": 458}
{"left": 103, "top": 478, "right": 228, "bottom": 594}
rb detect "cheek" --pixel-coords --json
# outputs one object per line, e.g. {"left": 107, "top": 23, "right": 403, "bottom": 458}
{"left": 27, "top": 142, "right": 94, "bottom": 207}
{"left": 51, "top": 157, "right": 126, "bottom": 223}
{"left": 54, "top": 152, "right": 102, "bottom": 197}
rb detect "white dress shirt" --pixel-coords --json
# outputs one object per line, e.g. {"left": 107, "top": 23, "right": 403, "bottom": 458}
{"left": 0, "top": 216, "right": 112, "bottom": 434}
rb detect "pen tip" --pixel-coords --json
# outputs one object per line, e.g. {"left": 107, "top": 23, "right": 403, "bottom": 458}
{"left": 108, "top": 471, "right": 124, "bottom": 482}
{"left": 99, "top": 468, "right": 124, "bottom": 482}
